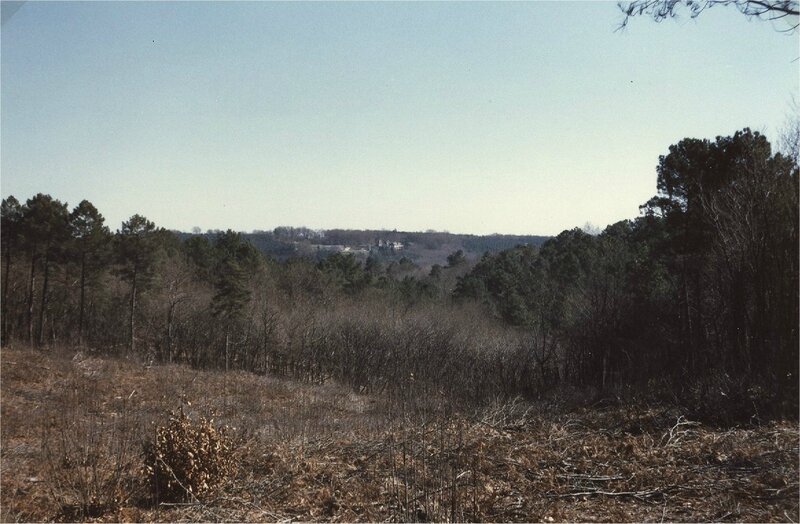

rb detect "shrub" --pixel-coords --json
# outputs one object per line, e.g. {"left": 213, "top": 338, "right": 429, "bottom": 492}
{"left": 142, "top": 408, "right": 234, "bottom": 502}
{"left": 38, "top": 370, "right": 142, "bottom": 521}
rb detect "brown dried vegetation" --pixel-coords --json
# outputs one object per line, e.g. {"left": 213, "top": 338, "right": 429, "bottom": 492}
{"left": 1, "top": 345, "right": 797, "bottom": 522}
{"left": 142, "top": 409, "right": 235, "bottom": 502}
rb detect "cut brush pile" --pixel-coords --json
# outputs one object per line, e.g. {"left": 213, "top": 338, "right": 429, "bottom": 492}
{"left": 222, "top": 405, "right": 798, "bottom": 522}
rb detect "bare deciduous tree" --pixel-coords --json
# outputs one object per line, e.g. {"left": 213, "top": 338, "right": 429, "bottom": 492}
{"left": 618, "top": 0, "right": 799, "bottom": 31}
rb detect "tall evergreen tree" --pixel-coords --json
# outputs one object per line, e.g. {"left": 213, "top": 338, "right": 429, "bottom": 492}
{"left": 116, "top": 214, "right": 158, "bottom": 355}
{"left": 210, "top": 230, "right": 255, "bottom": 369}
{"left": 1, "top": 196, "right": 24, "bottom": 343}
{"left": 69, "top": 200, "right": 111, "bottom": 346}
{"left": 211, "top": 258, "right": 251, "bottom": 323}
{"left": 21, "top": 194, "right": 70, "bottom": 346}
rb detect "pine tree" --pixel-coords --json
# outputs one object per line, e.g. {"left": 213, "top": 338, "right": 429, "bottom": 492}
{"left": 1, "top": 196, "right": 23, "bottom": 342}
{"left": 116, "top": 214, "right": 158, "bottom": 355}
{"left": 21, "top": 194, "right": 70, "bottom": 346}
{"left": 69, "top": 200, "right": 111, "bottom": 346}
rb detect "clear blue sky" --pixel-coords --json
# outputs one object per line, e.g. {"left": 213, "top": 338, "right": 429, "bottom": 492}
{"left": 2, "top": 1, "right": 797, "bottom": 235}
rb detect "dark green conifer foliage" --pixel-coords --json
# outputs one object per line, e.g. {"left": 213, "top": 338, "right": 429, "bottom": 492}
{"left": 69, "top": 200, "right": 111, "bottom": 346}
{"left": 446, "top": 249, "right": 467, "bottom": 268}
{"left": 318, "top": 253, "right": 367, "bottom": 294}
{"left": 211, "top": 258, "right": 251, "bottom": 323}
{"left": 210, "top": 231, "right": 256, "bottom": 369}
{"left": 116, "top": 214, "right": 158, "bottom": 354}
{"left": 21, "top": 194, "right": 70, "bottom": 346}
{"left": 1, "top": 196, "right": 23, "bottom": 342}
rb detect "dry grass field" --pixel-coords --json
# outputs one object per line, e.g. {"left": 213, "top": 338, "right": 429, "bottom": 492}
{"left": 1, "top": 345, "right": 797, "bottom": 522}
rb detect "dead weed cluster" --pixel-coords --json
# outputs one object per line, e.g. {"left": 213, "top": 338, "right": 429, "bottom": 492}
{"left": 142, "top": 407, "right": 235, "bottom": 503}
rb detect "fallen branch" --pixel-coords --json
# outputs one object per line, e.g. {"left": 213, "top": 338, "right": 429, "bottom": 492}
{"left": 557, "top": 473, "right": 626, "bottom": 482}
{"left": 549, "top": 486, "right": 676, "bottom": 502}
{"left": 660, "top": 416, "right": 700, "bottom": 447}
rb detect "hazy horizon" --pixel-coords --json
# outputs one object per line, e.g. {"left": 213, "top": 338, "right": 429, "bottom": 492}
{"left": 2, "top": 1, "right": 797, "bottom": 236}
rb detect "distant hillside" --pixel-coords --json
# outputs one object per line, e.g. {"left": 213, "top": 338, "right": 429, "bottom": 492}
{"left": 175, "top": 228, "right": 550, "bottom": 267}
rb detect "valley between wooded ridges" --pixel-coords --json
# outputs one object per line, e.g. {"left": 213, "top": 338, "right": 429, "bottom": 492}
{"left": 1, "top": 127, "right": 798, "bottom": 521}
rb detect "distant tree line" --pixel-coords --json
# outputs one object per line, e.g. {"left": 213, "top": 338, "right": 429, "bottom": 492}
{"left": 1, "top": 127, "right": 796, "bottom": 419}
{"left": 172, "top": 226, "right": 549, "bottom": 263}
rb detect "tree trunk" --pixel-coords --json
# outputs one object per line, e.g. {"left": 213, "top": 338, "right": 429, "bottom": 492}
{"left": 27, "top": 253, "right": 36, "bottom": 345}
{"left": 166, "top": 301, "right": 175, "bottom": 364}
{"left": 681, "top": 266, "right": 693, "bottom": 374}
{"left": 225, "top": 331, "right": 230, "bottom": 373}
{"left": 129, "top": 268, "right": 137, "bottom": 355}
{"left": 37, "top": 253, "right": 50, "bottom": 347}
{"left": 2, "top": 242, "right": 13, "bottom": 343}
{"left": 78, "top": 251, "right": 86, "bottom": 347}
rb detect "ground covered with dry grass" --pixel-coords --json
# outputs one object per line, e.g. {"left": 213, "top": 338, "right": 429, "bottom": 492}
{"left": 2, "top": 345, "right": 798, "bottom": 522}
